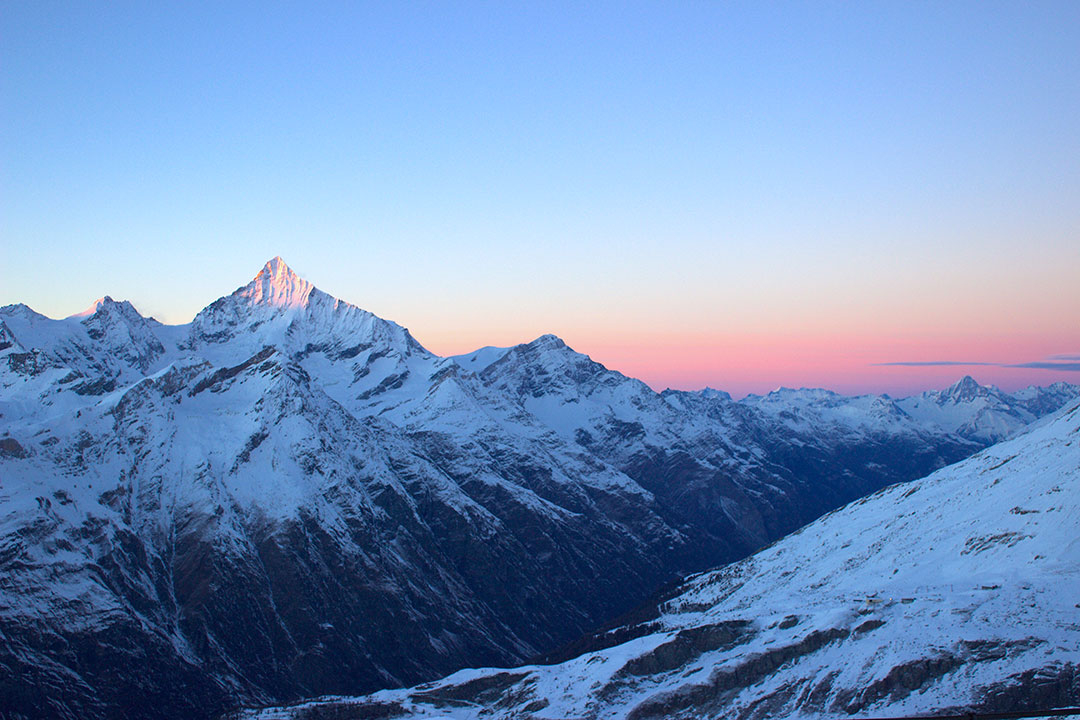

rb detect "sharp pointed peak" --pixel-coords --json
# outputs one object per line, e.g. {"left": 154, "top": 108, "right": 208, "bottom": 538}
{"left": 939, "top": 374, "right": 994, "bottom": 402}
{"left": 946, "top": 375, "right": 986, "bottom": 393}
{"left": 255, "top": 256, "right": 302, "bottom": 284}
{"left": 239, "top": 257, "right": 316, "bottom": 309}
{"left": 262, "top": 256, "right": 290, "bottom": 273}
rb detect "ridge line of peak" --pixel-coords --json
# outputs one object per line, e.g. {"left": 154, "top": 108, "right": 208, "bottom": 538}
{"left": 237, "top": 257, "right": 316, "bottom": 309}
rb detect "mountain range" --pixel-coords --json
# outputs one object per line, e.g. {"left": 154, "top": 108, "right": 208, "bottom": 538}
{"left": 1, "top": 258, "right": 1076, "bottom": 719}
{"left": 241, "top": 392, "right": 1080, "bottom": 719}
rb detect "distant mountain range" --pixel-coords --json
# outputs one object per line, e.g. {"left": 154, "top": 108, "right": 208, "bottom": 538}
{"left": 1, "top": 258, "right": 1076, "bottom": 719}
{"left": 886, "top": 375, "right": 1071, "bottom": 443}
{"left": 244, "top": 391, "right": 1080, "bottom": 720}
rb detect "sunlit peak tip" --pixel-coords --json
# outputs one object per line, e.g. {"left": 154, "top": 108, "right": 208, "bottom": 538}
{"left": 259, "top": 256, "right": 293, "bottom": 276}
{"left": 243, "top": 256, "right": 314, "bottom": 308}
{"left": 68, "top": 296, "right": 113, "bottom": 319}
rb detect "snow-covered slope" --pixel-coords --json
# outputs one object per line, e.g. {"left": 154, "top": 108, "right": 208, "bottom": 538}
{"left": 0, "top": 258, "right": 1071, "bottom": 719}
{"left": 0, "top": 260, "right": 690, "bottom": 718}
{"left": 244, "top": 399, "right": 1080, "bottom": 719}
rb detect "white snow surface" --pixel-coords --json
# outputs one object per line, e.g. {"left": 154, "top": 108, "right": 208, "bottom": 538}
{"left": 2, "top": 259, "right": 1073, "bottom": 610}
{"left": 241, "top": 399, "right": 1080, "bottom": 719}
{"left": 3, "top": 257, "right": 1078, "bottom": 718}
{"left": 894, "top": 375, "right": 1068, "bottom": 443}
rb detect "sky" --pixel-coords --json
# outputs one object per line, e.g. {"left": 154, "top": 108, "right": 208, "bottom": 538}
{"left": 2, "top": 1, "right": 1078, "bottom": 397}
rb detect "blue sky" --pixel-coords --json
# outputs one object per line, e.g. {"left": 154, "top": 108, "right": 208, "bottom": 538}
{"left": 3, "top": 2, "right": 1079, "bottom": 394}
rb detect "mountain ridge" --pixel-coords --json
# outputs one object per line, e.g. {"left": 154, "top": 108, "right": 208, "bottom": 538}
{"left": 4, "top": 258, "right": 1071, "bottom": 423}
{"left": 240, "top": 397, "right": 1080, "bottom": 719}
{"left": 2, "top": 258, "right": 1077, "bottom": 719}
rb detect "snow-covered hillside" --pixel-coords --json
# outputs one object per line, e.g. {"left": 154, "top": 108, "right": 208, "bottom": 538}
{"left": 0, "top": 260, "right": 683, "bottom": 718}
{"left": 243, "top": 398, "right": 1080, "bottom": 719}
{"left": 0, "top": 258, "right": 1073, "bottom": 719}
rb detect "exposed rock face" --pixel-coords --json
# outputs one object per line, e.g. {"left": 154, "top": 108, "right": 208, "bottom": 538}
{"left": 239, "top": 400, "right": 1080, "bottom": 720}
{"left": 0, "top": 259, "right": 1073, "bottom": 719}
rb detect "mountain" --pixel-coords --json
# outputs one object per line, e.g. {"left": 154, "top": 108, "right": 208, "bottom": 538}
{"left": 0, "top": 258, "right": 1071, "bottom": 719}
{"left": 896, "top": 375, "right": 1079, "bottom": 443}
{"left": 458, "top": 337, "right": 982, "bottom": 557}
{"left": 0, "top": 260, "right": 684, "bottom": 717}
{"left": 241, "top": 398, "right": 1080, "bottom": 719}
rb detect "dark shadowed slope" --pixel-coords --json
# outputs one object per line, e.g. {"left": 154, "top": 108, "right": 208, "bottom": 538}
{"left": 241, "top": 399, "right": 1080, "bottom": 720}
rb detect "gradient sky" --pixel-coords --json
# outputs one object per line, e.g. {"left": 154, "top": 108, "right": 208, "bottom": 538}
{"left": 3, "top": 2, "right": 1079, "bottom": 397}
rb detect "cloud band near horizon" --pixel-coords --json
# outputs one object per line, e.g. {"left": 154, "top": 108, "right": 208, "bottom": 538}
{"left": 877, "top": 357, "right": 1080, "bottom": 372}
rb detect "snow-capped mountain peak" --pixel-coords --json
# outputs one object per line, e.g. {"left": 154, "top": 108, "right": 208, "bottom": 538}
{"left": 188, "top": 258, "right": 328, "bottom": 350}
{"left": 697, "top": 387, "right": 733, "bottom": 402}
{"left": 78, "top": 296, "right": 144, "bottom": 324}
{"left": 891, "top": 374, "right": 1075, "bottom": 444}
{"left": 941, "top": 374, "right": 995, "bottom": 403}
{"left": 531, "top": 332, "right": 567, "bottom": 349}
{"left": 67, "top": 297, "right": 154, "bottom": 328}
{"left": 237, "top": 256, "right": 315, "bottom": 309}
{"left": 67, "top": 296, "right": 113, "bottom": 318}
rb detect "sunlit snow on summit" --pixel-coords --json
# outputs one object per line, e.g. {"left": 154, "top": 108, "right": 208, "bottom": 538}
{"left": 239, "top": 256, "right": 316, "bottom": 310}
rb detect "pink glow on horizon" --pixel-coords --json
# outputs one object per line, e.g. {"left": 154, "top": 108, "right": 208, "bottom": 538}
{"left": 583, "top": 335, "right": 1079, "bottom": 398}
{"left": 423, "top": 328, "right": 1080, "bottom": 399}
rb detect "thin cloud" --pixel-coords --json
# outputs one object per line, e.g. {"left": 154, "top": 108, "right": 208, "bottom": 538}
{"left": 874, "top": 356, "right": 1080, "bottom": 372}
{"left": 873, "top": 361, "right": 999, "bottom": 367}
{"left": 1007, "top": 362, "right": 1080, "bottom": 372}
